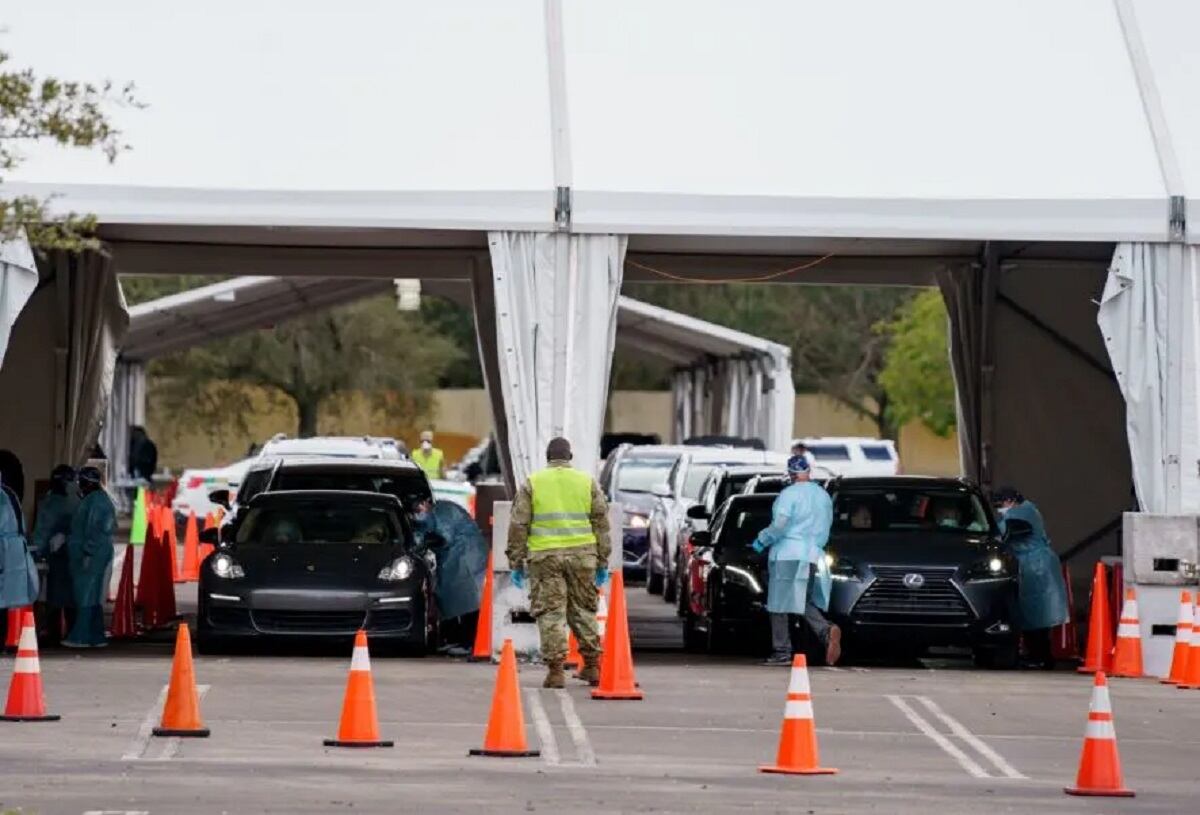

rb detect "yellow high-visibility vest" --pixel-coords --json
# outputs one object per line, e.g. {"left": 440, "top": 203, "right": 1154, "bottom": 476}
{"left": 528, "top": 467, "right": 596, "bottom": 551}
{"left": 413, "top": 447, "right": 444, "bottom": 479}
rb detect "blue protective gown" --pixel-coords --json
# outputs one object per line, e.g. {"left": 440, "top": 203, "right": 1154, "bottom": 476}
{"left": 414, "top": 501, "right": 489, "bottom": 620}
{"left": 0, "top": 485, "right": 38, "bottom": 609}
{"left": 1000, "top": 500, "right": 1069, "bottom": 631}
{"left": 752, "top": 482, "right": 833, "bottom": 614}
{"left": 65, "top": 489, "right": 116, "bottom": 645}
{"left": 32, "top": 490, "right": 80, "bottom": 609}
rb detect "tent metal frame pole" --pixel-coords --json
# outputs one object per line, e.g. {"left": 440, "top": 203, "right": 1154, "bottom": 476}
{"left": 978, "top": 245, "right": 999, "bottom": 491}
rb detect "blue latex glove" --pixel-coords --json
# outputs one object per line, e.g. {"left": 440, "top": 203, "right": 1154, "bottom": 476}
{"left": 595, "top": 567, "right": 610, "bottom": 588}
{"left": 750, "top": 538, "right": 767, "bottom": 554}
{"left": 511, "top": 569, "right": 526, "bottom": 589}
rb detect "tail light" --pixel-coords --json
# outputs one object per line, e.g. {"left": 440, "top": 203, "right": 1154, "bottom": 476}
{"left": 186, "top": 476, "right": 204, "bottom": 490}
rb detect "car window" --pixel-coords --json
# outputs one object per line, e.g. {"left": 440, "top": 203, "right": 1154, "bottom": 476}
{"left": 718, "top": 506, "right": 773, "bottom": 548}
{"left": 236, "top": 503, "right": 400, "bottom": 545}
{"left": 272, "top": 472, "right": 430, "bottom": 509}
{"left": 807, "top": 444, "right": 851, "bottom": 461}
{"left": 833, "top": 487, "right": 992, "bottom": 534}
{"left": 615, "top": 458, "right": 677, "bottom": 493}
{"left": 860, "top": 444, "right": 895, "bottom": 462}
{"left": 715, "top": 473, "right": 762, "bottom": 507}
{"left": 237, "top": 468, "right": 274, "bottom": 505}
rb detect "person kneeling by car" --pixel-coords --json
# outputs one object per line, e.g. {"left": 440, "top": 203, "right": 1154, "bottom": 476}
{"left": 749, "top": 455, "right": 840, "bottom": 666}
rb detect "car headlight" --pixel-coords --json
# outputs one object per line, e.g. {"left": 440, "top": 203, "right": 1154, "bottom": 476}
{"left": 825, "top": 553, "right": 860, "bottom": 582}
{"left": 211, "top": 553, "right": 245, "bottom": 580}
{"left": 625, "top": 513, "right": 649, "bottom": 529}
{"left": 724, "top": 565, "right": 764, "bottom": 594}
{"left": 968, "top": 554, "right": 1012, "bottom": 581}
{"left": 378, "top": 556, "right": 414, "bottom": 581}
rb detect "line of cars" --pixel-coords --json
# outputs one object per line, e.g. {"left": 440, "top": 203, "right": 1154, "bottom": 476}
{"left": 192, "top": 437, "right": 450, "bottom": 654}
{"left": 602, "top": 439, "right": 1021, "bottom": 667}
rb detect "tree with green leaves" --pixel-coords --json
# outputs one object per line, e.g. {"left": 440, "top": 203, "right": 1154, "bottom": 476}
{"left": 149, "top": 295, "right": 464, "bottom": 439}
{"left": 877, "top": 289, "right": 957, "bottom": 437}
{"left": 0, "top": 48, "right": 140, "bottom": 251}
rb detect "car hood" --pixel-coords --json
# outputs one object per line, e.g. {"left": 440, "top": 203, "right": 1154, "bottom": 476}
{"left": 613, "top": 491, "right": 657, "bottom": 515}
{"left": 226, "top": 543, "right": 403, "bottom": 584}
{"left": 827, "top": 532, "right": 1001, "bottom": 567}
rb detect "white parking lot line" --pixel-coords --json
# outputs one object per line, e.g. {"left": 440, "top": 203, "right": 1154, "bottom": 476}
{"left": 555, "top": 690, "right": 597, "bottom": 766}
{"left": 886, "top": 695, "right": 991, "bottom": 779}
{"left": 914, "top": 696, "right": 1027, "bottom": 779}
{"left": 122, "top": 684, "right": 210, "bottom": 761}
{"left": 525, "top": 689, "right": 561, "bottom": 766}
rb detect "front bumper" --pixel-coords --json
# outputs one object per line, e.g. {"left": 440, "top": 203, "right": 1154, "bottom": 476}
{"left": 622, "top": 528, "right": 649, "bottom": 578}
{"left": 198, "top": 588, "right": 426, "bottom": 642}
{"left": 829, "top": 566, "right": 1017, "bottom": 647}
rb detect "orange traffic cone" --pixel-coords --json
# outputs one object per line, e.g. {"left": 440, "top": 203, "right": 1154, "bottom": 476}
{"left": 4, "top": 606, "right": 30, "bottom": 653}
{"left": 179, "top": 511, "right": 201, "bottom": 583}
{"left": 1077, "top": 563, "right": 1113, "bottom": 674}
{"left": 596, "top": 586, "right": 609, "bottom": 640}
{"left": 153, "top": 623, "right": 209, "bottom": 737}
{"left": 592, "top": 572, "right": 643, "bottom": 700}
{"left": 1109, "top": 589, "right": 1144, "bottom": 679}
{"left": 0, "top": 610, "right": 59, "bottom": 722}
{"left": 109, "top": 541, "right": 138, "bottom": 640}
{"left": 469, "top": 553, "right": 494, "bottom": 662}
{"left": 324, "top": 630, "right": 393, "bottom": 747}
{"left": 199, "top": 512, "right": 217, "bottom": 565}
{"left": 565, "top": 629, "right": 582, "bottom": 671}
{"left": 161, "top": 507, "right": 180, "bottom": 583}
{"left": 1176, "top": 606, "right": 1200, "bottom": 690}
{"left": 759, "top": 654, "right": 836, "bottom": 775}
{"left": 1162, "top": 590, "right": 1193, "bottom": 684}
{"left": 136, "top": 525, "right": 157, "bottom": 610}
{"left": 1064, "top": 672, "right": 1133, "bottom": 797}
{"left": 469, "top": 638, "right": 539, "bottom": 757}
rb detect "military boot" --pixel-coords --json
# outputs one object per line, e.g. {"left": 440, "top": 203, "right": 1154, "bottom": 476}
{"left": 543, "top": 661, "right": 566, "bottom": 689}
{"left": 578, "top": 654, "right": 601, "bottom": 686}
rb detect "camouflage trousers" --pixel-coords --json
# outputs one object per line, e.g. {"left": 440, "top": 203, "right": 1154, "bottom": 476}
{"left": 528, "top": 547, "right": 601, "bottom": 665}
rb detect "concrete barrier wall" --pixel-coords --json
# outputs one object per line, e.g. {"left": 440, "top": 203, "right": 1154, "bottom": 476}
{"left": 149, "top": 387, "right": 962, "bottom": 475}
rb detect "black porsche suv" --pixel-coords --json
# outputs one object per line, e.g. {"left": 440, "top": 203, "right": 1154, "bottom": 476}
{"left": 683, "top": 476, "right": 1019, "bottom": 666}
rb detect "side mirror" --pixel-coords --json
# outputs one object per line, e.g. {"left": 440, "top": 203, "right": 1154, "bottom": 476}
{"left": 686, "top": 504, "right": 709, "bottom": 520}
{"left": 690, "top": 530, "right": 712, "bottom": 547}
{"left": 199, "top": 527, "right": 220, "bottom": 546}
{"left": 423, "top": 531, "right": 447, "bottom": 549}
{"left": 208, "top": 489, "right": 231, "bottom": 510}
{"left": 651, "top": 482, "right": 672, "bottom": 499}
{"left": 1003, "top": 518, "right": 1034, "bottom": 539}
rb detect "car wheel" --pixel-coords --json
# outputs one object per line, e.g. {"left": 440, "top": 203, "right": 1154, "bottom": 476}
{"left": 973, "top": 639, "right": 1019, "bottom": 670}
{"left": 682, "top": 607, "right": 705, "bottom": 653}
{"left": 645, "top": 536, "right": 664, "bottom": 595}
{"left": 663, "top": 560, "right": 678, "bottom": 605}
{"left": 675, "top": 558, "right": 690, "bottom": 618}
{"left": 196, "top": 634, "right": 225, "bottom": 656}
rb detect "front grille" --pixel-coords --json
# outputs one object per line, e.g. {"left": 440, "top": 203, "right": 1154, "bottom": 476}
{"left": 367, "top": 609, "right": 413, "bottom": 632}
{"left": 853, "top": 566, "right": 972, "bottom": 621}
{"left": 251, "top": 609, "right": 365, "bottom": 634}
{"left": 207, "top": 606, "right": 252, "bottom": 628}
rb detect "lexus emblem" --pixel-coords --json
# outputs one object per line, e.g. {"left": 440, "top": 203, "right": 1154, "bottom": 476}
{"left": 902, "top": 572, "right": 925, "bottom": 589}
{"left": 306, "top": 564, "right": 315, "bottom": 572}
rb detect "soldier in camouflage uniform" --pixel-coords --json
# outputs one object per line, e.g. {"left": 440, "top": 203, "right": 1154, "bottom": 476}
{"left": 507, "top": 437, "right": 611, "bottom": 688}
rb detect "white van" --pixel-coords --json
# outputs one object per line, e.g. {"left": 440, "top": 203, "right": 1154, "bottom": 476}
{"left": 794, "top": 436, "right": 900, "bottom": 477}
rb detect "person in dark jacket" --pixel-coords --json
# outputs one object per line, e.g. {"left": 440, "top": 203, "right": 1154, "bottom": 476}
{"left": 31, "top": 466, "right": 80, "bottom": 644}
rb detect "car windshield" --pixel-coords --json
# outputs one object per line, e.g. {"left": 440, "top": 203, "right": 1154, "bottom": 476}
{"left": 616, "top": 458, "right": 676, "bottom": 492}
{"left": 273, "top": 472, "right": 430, "bottom": 508}
{"left": 236, "top": 502, "right": 400, "bottom": 545}
{"left": 833, "top": 487, "right": 993, "bottom": 534}
{"left": 718, "top": 506, "right": 774, "bottom": 548}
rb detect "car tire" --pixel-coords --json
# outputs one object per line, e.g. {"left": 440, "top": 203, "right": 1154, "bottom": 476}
{"left": 196, "top": 634, "right": 225, "bottom": 656}
{"left": 973, "top": 639, "right": 1019, "bottom": 670}
{"left": 645, "top": 541, "right": 664, "bottom": 595}
{"left": 682, "top": 607, "right": 705, "bottom": 653}
{"left": 675, "top": 558, "right": 690, "bottom": 618}
{"left": 663, "top": 563, "right": 677, "bottom": 605}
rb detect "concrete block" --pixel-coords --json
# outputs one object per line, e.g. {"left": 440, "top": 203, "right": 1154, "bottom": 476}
{"left": 1122, "top": 512, "right": 1199, "bottom": 585}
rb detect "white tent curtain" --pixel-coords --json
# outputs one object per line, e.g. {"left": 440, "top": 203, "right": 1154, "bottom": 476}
{"left": 1098, "top": 243, "right": 1200, "bottom": 513}
{"left": 487, "top": 231, "right": 626, "bottom": 482}
{"left": 0, "top": 234, "right": 38, "bottom": 370}
{"left": 55, "top": 250, "right": 130, "bottom": 467}
{"left": 100, "top": 359, "right": 147, "bottom": 494}
{"left": 669, "top": 353, "right": 795, "bottom": 451}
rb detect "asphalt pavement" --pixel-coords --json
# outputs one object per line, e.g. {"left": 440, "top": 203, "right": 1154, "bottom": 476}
{"left": 2, "top": 570, "right": 1198, "bottom": 815}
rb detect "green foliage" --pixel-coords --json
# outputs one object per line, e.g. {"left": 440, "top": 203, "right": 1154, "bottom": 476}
{"left": 0, "top": 48, "right": 140, "bottom": 251}
{"left": 620, "top": 283, "right": 915, "bottom": 437}
{"left": 877, "top": 290, "right": 957, "bottom": 437}
{"left": 149, "top": 294, "right": 464, "bottom": 438}
{"left": 419, "top": 296, "right": 483, "bottom": 388}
